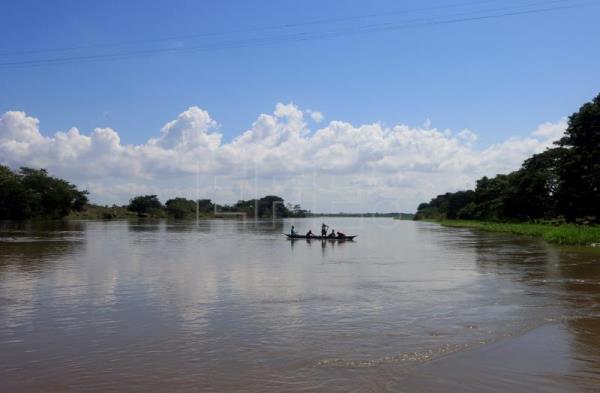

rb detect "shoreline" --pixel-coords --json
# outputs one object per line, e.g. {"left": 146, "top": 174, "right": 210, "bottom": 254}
{"left": 430, "top": 219, "right": 600, "bottom": 247}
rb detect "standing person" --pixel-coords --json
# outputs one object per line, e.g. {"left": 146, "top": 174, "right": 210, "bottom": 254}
{"left": 321, "top": 223, "right": 329, "bottom": 237}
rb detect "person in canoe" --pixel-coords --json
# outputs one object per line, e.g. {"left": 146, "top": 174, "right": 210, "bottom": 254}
{"left": 290, "top": 225, "right": 297, "bottom": 236}
{"left": 336, "top": 231, "right": 346, "bottom": 239}
{"left": 321, "top": 223, "right": 329, "bottom": 237}
{"left": 327, "top": 229, "right": 336, "bottom": 238}
{"left": 306, "top": 229, "right": 313, "bottom": 238}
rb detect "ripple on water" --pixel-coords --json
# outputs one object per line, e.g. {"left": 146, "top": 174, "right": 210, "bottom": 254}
{"left": 0, "top": 219, "right": 599, "bottom": 393}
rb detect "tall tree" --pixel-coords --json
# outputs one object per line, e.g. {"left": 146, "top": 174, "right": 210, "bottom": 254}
{"left": 165, "top": 197, "right": 196, "bottom": 219}
{"left": 0, "top": 166, "right": 88, "bottom": 219}
{"left": 0, "top": 165, "right": 32, "bottom": 219}
{"left": 128, "top": 195, "right": 163, "bottom": 216}
{"left": 555, "top": 93, "right": 600, "bottom": 220}
{"left": 512, "top": 148, "right": 565, "bottom": 219}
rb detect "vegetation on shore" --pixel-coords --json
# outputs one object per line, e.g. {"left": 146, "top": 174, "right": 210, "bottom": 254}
{"left": 0, "top": 166, "right": 88, "bottom": 219}
{"left": 415, "top": 93, "right": 600, "bottom": 245}
{"left": 437, "top": 220, "right": 600, "bottom": 246}
{"left": 2, "top": 168, "right": 410, "bottom": 221}
{"left": 416, "top": 93, "right": 600, "bottom": 223}
{"left": 0, "top": 166, "right": 308, "bottom": 221}
{"left": 68, "top": 194, "right": 309, "bottom": 220}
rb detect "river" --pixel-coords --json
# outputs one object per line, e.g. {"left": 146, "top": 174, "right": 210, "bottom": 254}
{"left": 1, "top": 218, "right": 599, "bottom": 392}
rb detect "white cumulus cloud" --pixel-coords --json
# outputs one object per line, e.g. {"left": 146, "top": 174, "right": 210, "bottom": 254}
{"left": 0, "top": 104, "right": 566, "bottom": 212}
{"left": 307, "top": 109, "right": 324, "bottom": 123}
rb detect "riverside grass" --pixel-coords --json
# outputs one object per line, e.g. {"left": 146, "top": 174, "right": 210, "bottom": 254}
{"left": 438, "top": 220, "right": 600, "bottom": 246}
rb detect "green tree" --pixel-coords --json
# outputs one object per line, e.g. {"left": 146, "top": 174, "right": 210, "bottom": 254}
{"left": 165, "top": 197, "right": 196, "bottom": 218}
{"left": 18, "top": 167, "right": 88, "bottom": 218}
{"left": 414, "top": 93, "right": 600, "bottom": 223}
{"left": 257, "top": 195, "right": 288, "bottom": 217}
{"left": 555, "top": 93, "right": 600, "bottom": 221}
{"left": 0, "top": 165, "right": 32, "bottom": 219}
{"left": 0, "top": 166, "right": 88, "bottom": 219}
{"left": 230, "top": 195, "right": 291, "bottom": 218}
{"left": 446, "top": 190, "right": 475, "bottom": 219}
{"left": 510, "top": 148, "right": 565, "bottom": 220}
{"left": 414, "top": 193, "right": 451, "bottom": 220}
{"left": 197, "top": 199, "right": 214, "bottom": 213}
{"left": 128, "top": 195, "right": 163, "bottom": 216}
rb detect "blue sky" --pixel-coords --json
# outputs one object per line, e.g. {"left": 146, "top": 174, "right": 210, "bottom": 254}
{"left": 2, "top": 0, "right": 598, "bottom": 144}
{"left": 1, "top": 0, "right": 599, "bottom": 211}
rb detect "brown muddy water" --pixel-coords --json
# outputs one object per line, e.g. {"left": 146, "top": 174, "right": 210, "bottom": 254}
{"left": 0, "top": 218, "right": 599, "bottom": 392}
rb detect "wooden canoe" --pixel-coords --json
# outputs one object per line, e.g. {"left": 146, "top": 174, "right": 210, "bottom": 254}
{"left": 284, "top": 234, "right": 356, "bottom": 241}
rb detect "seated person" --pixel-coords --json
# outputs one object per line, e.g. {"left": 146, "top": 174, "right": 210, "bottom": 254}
{"left": 291, "top": 225, "right": 297, "bottom": 236}
{"left": 328, "top": 229, "right": 336, "bottom": 238}
{"left": 337, "top": 231, "right": 346, "bottom": 238}
{"left": 306, "top": 230, "right": 313, "bottom": 238}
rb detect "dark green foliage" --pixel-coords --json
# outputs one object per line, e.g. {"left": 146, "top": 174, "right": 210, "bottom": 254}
{"left": 416, "top": 159, "right": 563, "bottom": 222}
{"left": 229, "top": 195, "right": 297, "bottom": 218}
{"left": 416, "top": 93, "right": 600, "bottom": 223}
{"left": 414, "top": 191, "right": 474, "bottom": 220}
{"left": 0, "top": 164, "right": 306, "bottom": 221}
{"left": 555, "top": 93, "right": 600, "bottom": 221}
{"left": 471, "top": 174, "right": 515, "bottom": 220}
{"left": 128, "top": 194, "right": 300, "bottom": 219}
{"left": 446, "top": 190, "right": 475, "bottom": 219}
{"left": 164, "top": 198, "right": 215, "bottom": 218}
{"left": 255, "top": 195, "right": 287, "bottom": 217}
{"left": 197, "top": 199, "right": 214, "bottom": 214}
{"left": 165, "top": 198, "right": 197, "bottom": 219}
{"left": 0, "top": 166, "right": 31, "bottom": 219}
{"left": 413, "top": 194, "right": 447, "bottom": 220}
{"left": 0, "top": 166, "right": 88, "bottom": 219}
{"left": 215, "top": 195, "right": 305, "bottom": 218}
{"left": 127, "top": 195, "right": 163, "bottom": 216}
{"left": 509, "top": 148, "right": 565, "bottom": 219}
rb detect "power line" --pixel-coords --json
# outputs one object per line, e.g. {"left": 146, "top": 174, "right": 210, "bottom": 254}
{"left": 1, "top": 1, "right": 583, "bottom": 67}
{"left": 0, "top": 0, "right": 505, "bottom": 57}
{"left": 0, "top": 1, "right": 594, "bottom": 68}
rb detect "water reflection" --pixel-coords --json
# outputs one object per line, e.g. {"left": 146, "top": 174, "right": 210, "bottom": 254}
{"left": 0, "top": 238, "right": 81, "bottom": 272}
{"left": 433, "top": 224, "right": 600, "bottom": 391}
{"left": 0, "top": 219, "right": 598, "bottom": 392}
{"left": 555, "top": 249, "right": 600, "bottom": 389}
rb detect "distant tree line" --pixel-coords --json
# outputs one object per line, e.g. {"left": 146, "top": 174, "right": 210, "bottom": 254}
{"left": 126, "top": 194, "right": 308, "bottom": 219}
{"left": 0, "top": 166, "right": 88, "bottom": 219}
{"left": 0, "top": 166, "right": 307, "bottom": 220}
{"left": 415, "top": 93, "right": 600, "bottom": 223}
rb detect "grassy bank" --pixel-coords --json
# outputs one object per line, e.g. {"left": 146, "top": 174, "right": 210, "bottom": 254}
{"left": 437, "top": 220, "right": 600, "bottom": 246}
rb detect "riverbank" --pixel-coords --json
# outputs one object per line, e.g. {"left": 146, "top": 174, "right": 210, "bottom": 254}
{"left": 436, "top": 220, "right": 600, "bottom": 246}
{"left": 66, "top": 204, "right": 286, "bottom": 220}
